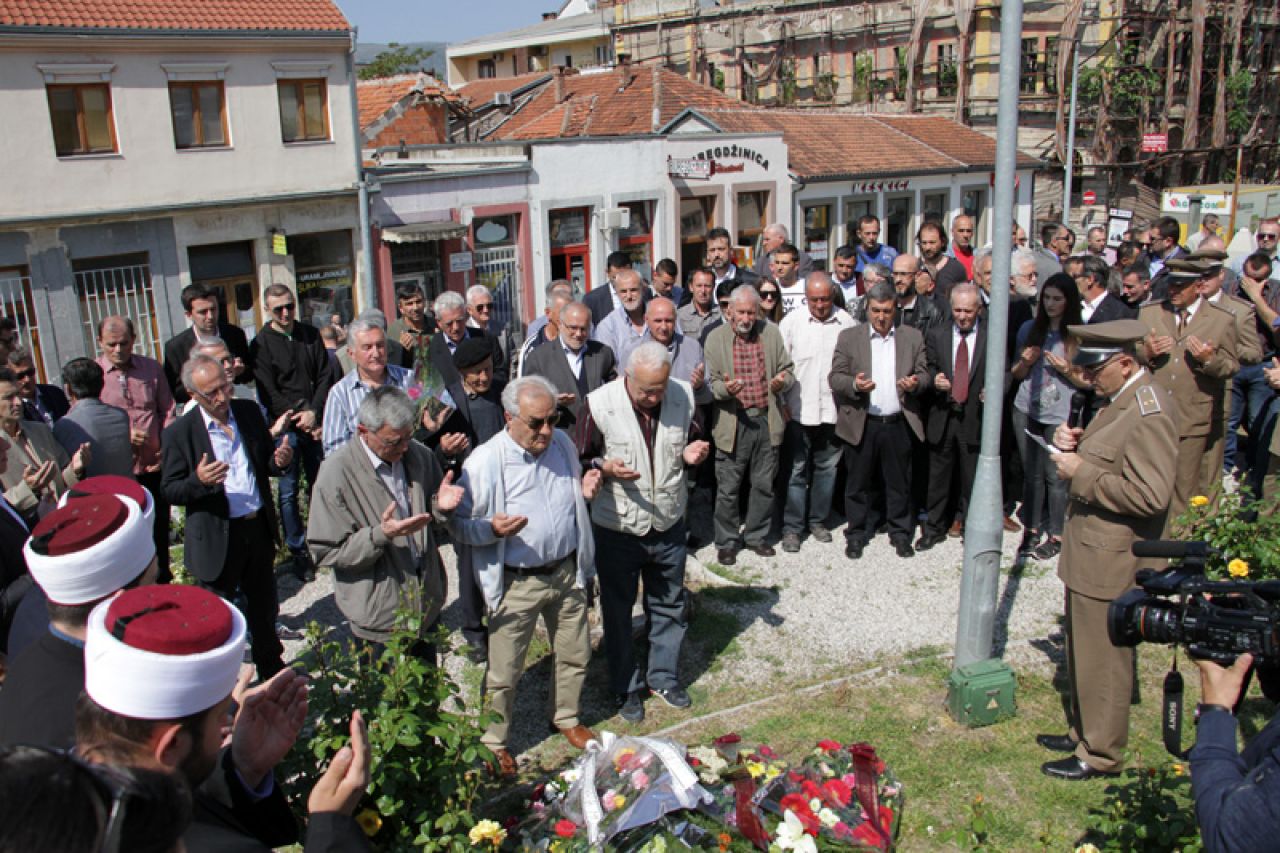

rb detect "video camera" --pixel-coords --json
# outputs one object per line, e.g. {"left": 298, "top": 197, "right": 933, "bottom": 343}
{"left": 1107, "top": 540, "right": 1280, "bottom": 667}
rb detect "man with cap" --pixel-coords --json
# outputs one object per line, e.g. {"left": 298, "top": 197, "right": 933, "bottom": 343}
{"left": 1038, "top": 319, "right": 1178, "bottom": 780}
{"left": 307, "top": 386, "right": 463, "bottom": 653}
{"left": 1190, "top": 249, "right": 1264, "bottom": 485}
{"left": 5, "top": 475, "right": 158, "bottom": 659}
{"left": 74, "top": 584, "right": 372, "bottom": 851}
{"left": 162, "top": 354, "right": 294, "bottom": 679}
{"left": 1137, "top": 258, "right": 1239, "bottom": 519}
{"left": 0, "top": 488, "right": 157, "bottom": 748}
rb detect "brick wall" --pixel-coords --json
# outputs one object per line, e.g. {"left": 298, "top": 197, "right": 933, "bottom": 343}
{"left": 368, "top": 101, "right": 448, "bottom": 147}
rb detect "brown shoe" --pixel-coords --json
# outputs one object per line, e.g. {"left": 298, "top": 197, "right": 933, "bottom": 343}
{"left": 559, "top": 725, "right": 598, "bottom": 750}
{"left": 490, "top": 747, "right": 517, "bottom": 779}
{"left": 947, "top": 520, "right": 964, "bottom": 538}
{"left": 1003, "top": 515, "right": 1022, "bottom": 532}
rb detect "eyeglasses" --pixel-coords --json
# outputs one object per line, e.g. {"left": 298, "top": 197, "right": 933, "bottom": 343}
{"left": 1258, "top": 233, "right": 1279, "bottom": 241}
{"left": 13, "top": 368, "right": 35, "bottom": 380}
{"left": 270, "top": 303, "right": 296, "bottom": 316}
{"left": 759, "top": 291, "right": 779, "bottom": 301}
{"left": 517, "top": 411, "right": 560, "bottom": 431}
{"left": 472, "top": 303, "right": 494, "bottom": 312}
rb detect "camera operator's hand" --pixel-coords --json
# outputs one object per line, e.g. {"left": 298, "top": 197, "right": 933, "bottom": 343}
{"left": 1196, "top": 652, "right": 1254, "bottom": 708}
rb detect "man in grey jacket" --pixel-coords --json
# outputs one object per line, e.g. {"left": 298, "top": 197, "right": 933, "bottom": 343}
{"left": 52, "top": 358, "right": 135, "bottom": 480}
{"left": 307, "top": 387, "right": 462, "bottom": 650}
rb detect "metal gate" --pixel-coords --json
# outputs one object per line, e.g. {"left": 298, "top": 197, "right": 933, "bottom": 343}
{"left": 474, "top": 246, "right": 523, "bottom": 336}
{"left": 73, "top": 263, "right": 163, "bottom": 362}
{"left": 0, "top": 273, "right": 50, "bottom": 380}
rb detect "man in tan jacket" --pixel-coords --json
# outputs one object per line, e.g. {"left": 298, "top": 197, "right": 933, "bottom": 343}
{"left": 1137, "top": 259, "right": 1239, "bottom": 519}
{"left": 0, "top": 368, "right": 89, "bottom": 526}
{"left": 307, "top": 386, "right": 462, "bottom": 652}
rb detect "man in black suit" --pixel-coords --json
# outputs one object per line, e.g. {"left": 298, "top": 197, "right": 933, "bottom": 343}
{"left": 6, "top": 347, "right": 68, "bottom": 427}
{"left": 917, "top": 284, "right": 988, "bottom": 550}
{"left": 706, "top": 227, "right": 760, "bottom": 291}
{"left": 163, "top": 283, "right": 252, "bottom": 404}
{"left": 429, "top": 291, "right": 507, "bottom": 390}
{"left": 1080, "top": 255, "right": 1137, "bottom": 324}
{"left": 521, "top": 301, "right": 616, "bottom": 429}
{"left": 162, "top": 354, "right": 292, "bottom": 678}
{"left": 584, "top": 251, "right": 634, "bottom": 326}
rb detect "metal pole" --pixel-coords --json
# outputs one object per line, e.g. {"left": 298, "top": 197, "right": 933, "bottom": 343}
{"left": 347, "top": 30, "right": 377, "bottom": 314}
{"left": 1228, "top": 147, "right": 1244, "bottom": 235}
{"left": 953, "top": 0, "right": 1023, "bottom": 670}
{"left": 1062, "top": 32, "right": 1081, "bottom": 228}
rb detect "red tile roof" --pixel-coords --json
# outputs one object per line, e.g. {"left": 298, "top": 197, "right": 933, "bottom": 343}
{"left": 0, "top": 0, "right": 349, "bottom": 32}
{"left": 697, "top": 110, "right": 1039, "bottom": 179}
{"left": 456, "top": 72, "right": 552, "bottom": 108}
{"left": 358, "top": 73, "right": 460, "bottom": 131}
{"left": 488, "top": 66, "right": 747, "bottom": 140}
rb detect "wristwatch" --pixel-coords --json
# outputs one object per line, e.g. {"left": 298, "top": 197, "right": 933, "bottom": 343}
{"left": 1195, "top": 703, "right": 1234, "bottom": 723}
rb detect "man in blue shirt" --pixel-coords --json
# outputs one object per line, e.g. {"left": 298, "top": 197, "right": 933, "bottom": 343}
{"left": 853, "top": 215, "right": 899, "bottom": 274}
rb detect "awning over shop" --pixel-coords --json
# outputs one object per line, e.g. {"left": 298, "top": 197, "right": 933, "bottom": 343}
{"left": 381, "top": 221, "right": 468, "bottom": 243}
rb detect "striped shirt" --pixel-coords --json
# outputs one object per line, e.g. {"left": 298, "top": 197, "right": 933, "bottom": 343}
{"left": 322, "top": 364, "right": 413, "bottom": 455}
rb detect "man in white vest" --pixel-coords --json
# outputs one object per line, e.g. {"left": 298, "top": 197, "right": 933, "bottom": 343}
{"left": 574, "top": 341, "right": 710, "bottom": 723}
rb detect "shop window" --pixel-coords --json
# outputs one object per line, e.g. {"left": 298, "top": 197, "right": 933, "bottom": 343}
{"left": 390, "top": 241, "right": 443, "bottom": 304}
{"left": 169, "top": 82, "right": 227, "bottom": 149}
{"left": 842, "top": 198, "right": 876, "bottom": 246}
{"left": 0, "top": 266, "right": 48, "bottom": 381}
{"left": 922, "top": 192, "right": 949, "bottom": 226}
{"left": 736, "top": 190, "right": 769, "bottom": 250}
{"left": 474, "top": 215, "right": 517, "bottom": 247}
{"left": 291, "top": 230, "right": 354, "bottom": 327}
{"left": 47, "top": 84, "right": 116, "bottom": 156}
{"left": 619, "top": 201, "right": 655, "bottom": 282}
{"left": 679, "top": 196, "right": 716, "bottom": 281}
{"left": 549, "top": 207, "right": 591, "bottom": 294}
{"left": 884, "top": 195, "right": 913, "bottom": 254}
{"left": 802, "top": 204, "right": 832, "bottom": 265}
{"left": 277, "top": 79, "right": 329, "bottom": 143}
{"left": 1020, "top": 39, "right": 1040, "bottom": 95}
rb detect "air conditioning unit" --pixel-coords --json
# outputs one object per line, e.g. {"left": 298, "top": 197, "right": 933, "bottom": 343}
{"left": 492, "top": 92, "right": 513, "bottom": 107}
{"left": 598, "top": 207, "right": 631, "bottom": 230}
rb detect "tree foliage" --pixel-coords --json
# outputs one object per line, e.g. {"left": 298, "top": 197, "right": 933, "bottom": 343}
{"left": 359, "top": 43, "right": 434, "bottom": 80}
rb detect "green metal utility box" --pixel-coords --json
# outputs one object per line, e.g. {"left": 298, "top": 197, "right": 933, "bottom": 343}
{"left": 947, "top": 658, "right": 1017, "bottom": 727}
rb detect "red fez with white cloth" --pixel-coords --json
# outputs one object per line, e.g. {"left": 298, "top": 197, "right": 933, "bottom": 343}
{"left": 85, "top": 585, "right": 246, "bottom": 720}
{"left": 24, "top": 493, "right": 154, "bottom": 605}
{"left": 61, "top": 474, "right": 155, "bottom": 524}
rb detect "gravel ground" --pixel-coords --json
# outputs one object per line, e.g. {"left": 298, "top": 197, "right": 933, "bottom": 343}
{"left": 275, "top": 513, "right": 1067, "bottom": 760}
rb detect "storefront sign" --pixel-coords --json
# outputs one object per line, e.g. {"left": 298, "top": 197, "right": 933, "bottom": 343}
{"left": 1105, "top": 208, "right": 1133, "bottom": 247}
{"left": 450, "top": 251, "right": 474, "bottom": 273}
{"left": 852, "top": 180, "right": 910, "bottom": 194}
{"left": 1162, "top": 192, "right": 1232, "bottom": 214}
{"left": 272, "top": 233, "right": 288, "bottom": 255}
{"left": 1142, "top": 133, "right": 1168, "bottom": 153}
{"left": 691, "top": 144, "right": 770, "bottom": 171}
{"left": 668, "top": 157, "right": 712, "bottom": 180}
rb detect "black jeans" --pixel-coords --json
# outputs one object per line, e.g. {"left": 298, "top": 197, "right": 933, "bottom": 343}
{"left": 201, "top": 514, "right": 284, "bottom": 679}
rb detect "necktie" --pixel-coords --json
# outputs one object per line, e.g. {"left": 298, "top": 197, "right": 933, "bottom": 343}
{"left": 1177, "top": 308, "right": 1188, "bottom": 334}
{"left": 953, "top": 332, "right": 970, "bottom": 404}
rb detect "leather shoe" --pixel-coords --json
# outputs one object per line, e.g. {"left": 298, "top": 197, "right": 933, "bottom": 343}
{"left": 716, "top": 547, "right": 739, "bottom": 566}
{"left": 914, "top": 532, "right": 945, "bottom": 552}
{"left": 1041, "top": 756, "right": 1119, "bottom": 781}
{"left": 894, "top": 540, "right": 914, "bottom": 559}
{"left": 781, "top": 532, "right": 801, "bottom": 553}
{"left": 559, "top": 725, "right": 598, "bottom": 750}
{"left": 1003, "top": 515, "right": 1022, "bottom": 532}
{"left": 844, "top": 540, "right": 865, "bottom": 559}
{"left": 618, "top": 691, "right": 646, "bottom": 723}
{"left": 1036, "top": 733, "right": 1078, "bottom": 753}
{"left": 809, "top": 524, "right": 833, "bottom": 543}
{"left": 490, "top": 748, "right": 517, "bottom": 779}
{"left": 947, "top": 520, "right": 964, "bottom": 538}
{"left": 748, "top": 543, "right": 776, "bottom": 557}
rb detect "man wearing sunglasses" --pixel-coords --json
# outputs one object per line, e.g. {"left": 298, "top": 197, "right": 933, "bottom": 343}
{"left": 5, "top": 346, "right": 68, "bottom": 427}
{"left": 1040, "top": 319, "right": 1177, "bottom": 781}
{"left": 251, "top": 283, "right": 337, "bottom": 582}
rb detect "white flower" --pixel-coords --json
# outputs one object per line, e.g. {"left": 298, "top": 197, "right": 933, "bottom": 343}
{"left": 774, "top": 811, "right": 817, "bottom": 853}
{"left": 561, "top": 767, "right": 581, "bottom": 784}
{"left": 818, "top": 808, "right": 840, "bottom": 828}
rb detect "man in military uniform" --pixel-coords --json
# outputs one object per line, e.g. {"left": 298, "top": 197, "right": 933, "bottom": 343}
{"left": 1137, "top": 259, "right": 1239, "bottom": 519}
{"left": 1039, "top": 319, "right": 1178, "bottom": 780}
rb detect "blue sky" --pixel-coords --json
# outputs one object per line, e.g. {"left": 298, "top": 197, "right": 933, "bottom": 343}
{"left": 335, "top": 0, "right": 544, "bottom": 45}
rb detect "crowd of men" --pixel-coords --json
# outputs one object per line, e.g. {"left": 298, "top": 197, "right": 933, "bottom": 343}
{"left": 0, "top": 209, "right": 1278, "bottom": 847}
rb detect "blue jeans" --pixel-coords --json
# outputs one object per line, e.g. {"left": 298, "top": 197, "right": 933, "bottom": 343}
{"left": 1011, "top": 409, "right": 1067, "bottom": 538}
{"left": 278, "top": 430, "right": 324, "bottom": 554}
{"left": 593, "top": 522, "right": 688, "bottom": 696}
{"left": 1246, "top": 395, "right": 1279, "bottom": 499}
{"left": 1227, "top": 363, "right": 1275, "bottom": 474}
{"left": 782, "top": 421, "right": 843, "bottom": 535}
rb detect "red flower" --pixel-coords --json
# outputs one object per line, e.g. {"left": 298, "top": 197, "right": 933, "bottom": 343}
{"left": 554, "top": 819, "right": 578, "bottom": 838}
{"left": 821, "top": 778, "right": 852, "bottom": 807}
{"left": 817, "top": 739, "right": 843, "bottom": 752}
{"left": 801, "top": 780, "right": 823, "bottom": 801}
{"left": 758, "top": 745, "right": 778, "bottom": 759}
{"left": 503, "top": 816, "right": 520, "bottom": 831}
{"left": 787, "top": 771, "right": 805, "bottom": 784}
{"left": 779, "top": 794, "right": 820, "bottom": 836}
{"left": 714, "top": 733, "right": 742, "bottom": 746}
{"left": 688, "top": 756, "right": 703, "bottom": 766}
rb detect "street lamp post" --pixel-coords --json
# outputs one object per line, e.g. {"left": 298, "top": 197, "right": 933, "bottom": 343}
{"left": 1062, "top": 0, "right": 1099, "bottom": 230}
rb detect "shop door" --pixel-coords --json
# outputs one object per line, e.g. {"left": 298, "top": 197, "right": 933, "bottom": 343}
{"left": 204, "top": 275, "right": 261, "bottom": 336}
{"left": 474, "top": 246, "right": 523, "bottom": 333}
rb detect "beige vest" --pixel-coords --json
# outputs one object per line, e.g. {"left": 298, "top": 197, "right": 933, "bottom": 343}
{"left": 587, "top": 377, "right": 694, "bottom": 535}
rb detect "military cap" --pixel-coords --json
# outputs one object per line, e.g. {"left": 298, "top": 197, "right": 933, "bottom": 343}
{"left": 1187, "top": 248, "right": 1229, "bottom": 268}
{"left": 1164, "top": 257, "right": 1213, "bottom": 283}
{"left": 452, "top": 336, "right": 493, "bottom": 370}
{"left": 1066, "top": 318, "right": 1148, "bottom": 367}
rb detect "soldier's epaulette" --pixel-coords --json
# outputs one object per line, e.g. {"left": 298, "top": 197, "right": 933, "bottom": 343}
{"left": 1203, "top": 300, "right": 1236, "bottom": 319}
{"left": 1136, "top": 384, "right": 1162, "bottom": 416}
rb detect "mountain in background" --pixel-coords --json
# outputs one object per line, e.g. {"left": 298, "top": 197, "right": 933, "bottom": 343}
{"left": 354, "top": 41, "right": 447, "bottom": 76}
